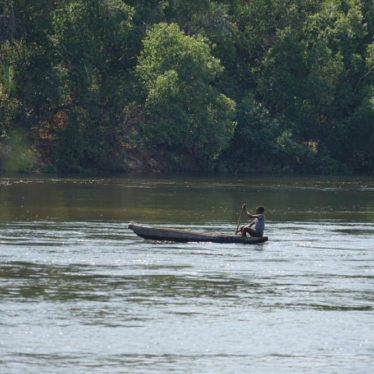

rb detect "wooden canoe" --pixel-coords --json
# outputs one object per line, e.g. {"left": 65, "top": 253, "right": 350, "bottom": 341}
{"left": 128, "top": 222, "right": 268, "bottom": 244}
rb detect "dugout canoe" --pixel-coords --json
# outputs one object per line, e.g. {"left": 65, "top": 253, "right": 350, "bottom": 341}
{"left": 128, "top": 223, "right": 268, "bottom": 244}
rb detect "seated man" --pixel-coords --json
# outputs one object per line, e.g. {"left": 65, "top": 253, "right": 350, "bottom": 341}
{"left": 236, "top": 204, "right": 265, "bottom": 237}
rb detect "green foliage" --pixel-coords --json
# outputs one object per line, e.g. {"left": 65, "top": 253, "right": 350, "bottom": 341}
{"left": 222, "top": 94, "right": 281, "bottom": 173}
{"left": 47, "top": 0, "right": 135, "bottom": 172}
{"left": 1, "top": 0, "right": 374, "bottom": 174}
{"left": 1, "top": 129, "right": 36, "bottom": 173}
{"left": 136, "top": 22, "right": 236, "bottom": 168}
{"left": 51, "top": 0, "right": 134, "bottom": 104}
{"left": 339, "top": 90, "right": 374, "bottom": 171}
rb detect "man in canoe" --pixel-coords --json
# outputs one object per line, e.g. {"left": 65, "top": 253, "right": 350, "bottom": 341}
{"left": 236, "top": 204, "right": 265, "bottom": 237}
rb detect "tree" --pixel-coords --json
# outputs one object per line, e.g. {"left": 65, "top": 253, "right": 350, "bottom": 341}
{"left": 136, "top": 22, "right": 236, "bottom": 168}
{"left": 47, "top": 0, "right": 135, "bottom": 171}
{"left": 1, "top": 0, "right": 374, "bottom": 174}
{"left": 222, "top": 94, "right": 281, "bottom": 173}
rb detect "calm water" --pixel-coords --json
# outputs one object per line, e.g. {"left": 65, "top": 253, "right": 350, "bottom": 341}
{"left": 0, "top": 176, "right": 373, "bottom": 373}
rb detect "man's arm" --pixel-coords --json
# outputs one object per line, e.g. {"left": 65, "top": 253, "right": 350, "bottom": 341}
{"left": 242, "top": 204, "right": 258, "bottom": 218}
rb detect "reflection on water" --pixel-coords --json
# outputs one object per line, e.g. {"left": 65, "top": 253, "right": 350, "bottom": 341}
{"left": 1, "top": 175, "right": 374, "bottom": 223}
{"left": 0, "top": 176, "right": 373, "bottom": 373}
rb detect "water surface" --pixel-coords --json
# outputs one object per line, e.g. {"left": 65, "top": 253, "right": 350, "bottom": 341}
{"left": 0, "top": 176, "right": 373, "bottom": 373}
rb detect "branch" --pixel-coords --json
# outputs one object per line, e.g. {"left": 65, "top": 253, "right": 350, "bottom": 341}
{"left": 31, "top": 102, "right": 80, "bottom": 127}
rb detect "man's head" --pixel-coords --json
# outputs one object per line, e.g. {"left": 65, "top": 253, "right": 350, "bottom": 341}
{"left": 256, "top": 206, "right": 265, "bottom": 214}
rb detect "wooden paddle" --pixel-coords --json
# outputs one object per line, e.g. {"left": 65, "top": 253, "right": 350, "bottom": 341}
{"left": 234, "top": 203, "right": 245, "bottom": 235}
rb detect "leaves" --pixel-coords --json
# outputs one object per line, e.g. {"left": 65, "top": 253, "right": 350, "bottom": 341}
{"left": 0, "top": 0, "right": 374, "bottom": 173}
{"left": 136, "top": 22, "right": 235, "bottom": 167}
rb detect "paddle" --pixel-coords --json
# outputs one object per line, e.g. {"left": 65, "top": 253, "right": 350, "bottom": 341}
{"left": 234, "top": 203, "right": 245, "bottom": 235}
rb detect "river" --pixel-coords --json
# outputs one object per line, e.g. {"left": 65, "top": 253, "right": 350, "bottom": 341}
{"left": 0, "top": 175, "right": 373, "bottom": 373}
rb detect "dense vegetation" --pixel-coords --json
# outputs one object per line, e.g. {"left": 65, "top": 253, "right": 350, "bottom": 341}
{"left": 1, "top": 0, "right": 374, "bottom": 174}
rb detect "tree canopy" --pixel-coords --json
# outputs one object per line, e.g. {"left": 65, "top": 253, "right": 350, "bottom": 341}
{"left": 1, "top": 0, "right": 373, "bottom": 174}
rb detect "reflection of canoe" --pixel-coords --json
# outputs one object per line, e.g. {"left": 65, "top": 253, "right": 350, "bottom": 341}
{"left": 128, "top": 223, "right": 268, "bottom": 244}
